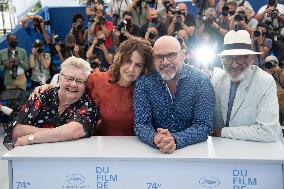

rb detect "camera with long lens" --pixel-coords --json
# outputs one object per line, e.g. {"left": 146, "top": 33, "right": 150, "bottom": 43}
{"left": 253, "top": 30, "right": 262, "bottom": 37}
{"left": 117, "top": 20, "right": 127, "bottom": 31}
{"left": 148, "top": 31, "right": 158, "bottom": 40}
{"left": 265, "top": 60, "right": 277, "bottom": 69}
{"left": 75, "top": 22, "right": 83, "bottom": 31}
{"left": 95, "top": 38, "right": 105, "bottom": 47}
{"left": 32, "top": 17, "right": 52, "bottom": 31}
{"left": 204, "top": 16, "right": 216, "bottom": 25}
{"left": 269, "top": 9, "right": 279, "bottom": 29}
{"left": 222, "top": 5, "right": 229, "bottom": 17}
{"left": 234, "top": 11, "right": 246, "bottom": 22}
{"left": 98, "top": 16, "right": 106, "bottom": 25}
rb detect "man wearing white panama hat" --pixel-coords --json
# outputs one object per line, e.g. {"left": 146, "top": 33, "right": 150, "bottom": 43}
{"left": 211, "top": 30, "right": 282, "bottom": 142}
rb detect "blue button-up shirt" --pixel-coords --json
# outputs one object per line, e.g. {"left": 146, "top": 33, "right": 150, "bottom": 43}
{"left": 134, "top": 64, "right": 215, "bottom": 149}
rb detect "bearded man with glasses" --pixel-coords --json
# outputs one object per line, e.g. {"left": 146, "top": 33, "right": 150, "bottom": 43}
{"left": 134, "top": 35, "right": 215, "bottom": 154}
{"left": 211, "top": 30, "right": 282, "bottom": 142}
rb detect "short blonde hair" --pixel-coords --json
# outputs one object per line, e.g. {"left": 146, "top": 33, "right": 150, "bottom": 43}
{"left": 60, "top": 56, "right": 92, "bottom": 77}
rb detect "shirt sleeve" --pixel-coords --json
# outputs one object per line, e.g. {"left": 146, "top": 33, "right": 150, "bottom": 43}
{"left": 171, "top": 76, "right": 215, "bottom": 149}
{"left": 134, "top": 77, "right": 158, "bottom": 148}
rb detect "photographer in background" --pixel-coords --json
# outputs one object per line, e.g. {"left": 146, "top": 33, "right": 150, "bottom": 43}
{"left": 21, "top": 15, "right": 51, "bottom": 51}
{"left": 157, "top": 0, "right": 176, "bottom": 24}
{"left": 113, "top": 11, "right": 141, "bottom": 47}
{"left": 253, "top": 22, "right": 272, "bottom": 67}
{"left": 89, "top": 9, "right": 114, "bottom": 50}
{"left": 197, "top": 8, "right": 228, "bottom": 53}
{"left": 141, "top": 8, "right": 167, "bottom": 38}
{"left": 109, "top": 0, "right": 131, "bottom": 26}
{"left": 255, "top": 0, "right": 284, "bottom": 25}
{"left": 127, "top": 0, "right": 149, "bottom": 27}
{"left": 216, "top": 0, "right": 255, "bottom": 17}
{"left": 272, "top": 27, "right": 284, "bottom": 66}
{"left": 167, "top": 3, "right": 196, "bottom": 37}
{"left": 86, "top": 31, "right": 113, "bottom": 71}
{"left": 70, "top": 13, "right": 88, "bottom": 46}
{"left": 229, "top": 5, "right": 258, "bottom": 33}
{"left": 0, "top": 34, "right": 29, "bottom": 91}
{"left": 264, "top": 56, "right": 284, "bottom": 89}
{"left": 29, "top": 39, "right": 51, "bottom": 90}
{"left": 55, "top": 34, "right": 85, "bottom": 63}
{"left": 86, "top": 0, "right": 105, "bottom": 26}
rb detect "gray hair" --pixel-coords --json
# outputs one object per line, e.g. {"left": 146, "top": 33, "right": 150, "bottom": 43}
{"left": 60, "top": 56, "right": 92, "bottom": 77}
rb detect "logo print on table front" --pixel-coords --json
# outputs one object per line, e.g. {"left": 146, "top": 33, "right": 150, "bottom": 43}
{"left": 65, "top": 174, "right": 85, "bottom": 185}
{"left": 199, "top": 177, "right": 220, "bottom": 188}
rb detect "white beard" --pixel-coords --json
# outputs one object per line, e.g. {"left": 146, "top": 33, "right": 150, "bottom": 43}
{"left": 227, "top": 66, "right": 251, "bottom": 82}
{"left": 159, "top": 71, "right": 176, "bottom": 80}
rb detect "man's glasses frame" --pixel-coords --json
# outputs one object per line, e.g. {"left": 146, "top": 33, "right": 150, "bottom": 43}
{"left": 154, "top": 51, "right": 180, "bottom": 62}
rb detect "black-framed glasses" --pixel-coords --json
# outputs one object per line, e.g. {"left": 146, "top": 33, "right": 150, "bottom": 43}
{"left": 61, "top": 73, "right": 87, "bottom": 85}
{"left": 154, "top": 52, "right": 179, "bottom": 62}
{"left": 221, "top": 55, "right": 250, "bottom": 65}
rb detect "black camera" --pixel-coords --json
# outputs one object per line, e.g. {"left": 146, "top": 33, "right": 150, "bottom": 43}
{"left": 89, "top": 54, "right": 100, "bottom": 69}
{"left": 270, "top": 9, "right": 279, "bottom": 29}
{"left": 204, "top": 16, "right": 216, "bottom": 24}
{"left": 95, "top": 38, "right": 105, "bottom": 47}
{"left": 171, "top": 8, "right": 181, "bottom": 16}
{"left": 112, "top": 13, "right": 120, "bottom": 26}
{"left": 98, "top": 16, "right": 106, "bottom": 24}
{"left": 117, "top": 20, "right": 127, "bottom": 31}
{"left": 75, "top": 22, "right": 83, "bottom": 30}
{"left": 32, "top": 17, "right": 51, "bottom": 31}
{"left": 234, "top": 11, "right": 246, "bottom": 22}
{"left": 148, "top": 31, "right": 157, "bottom": 40}
{"left": 265, "top": 61, "right": 277, "bottom": 69}
{"left": 222, "top": 5, "right": 229, "bottom": 17}
{"left": 254, "top": 30, "right": 263, "bottom": 37}
{"left": 177, "top": 37, "right": 184, "bottom": 45}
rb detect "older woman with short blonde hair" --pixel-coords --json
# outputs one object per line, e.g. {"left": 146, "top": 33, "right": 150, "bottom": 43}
{"left": 3, "top": 57, "right": 100, "bottom": 150}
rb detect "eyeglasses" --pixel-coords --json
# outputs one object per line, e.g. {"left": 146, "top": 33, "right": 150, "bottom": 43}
{"left": 221, "top": 55, "right": 249, "bottom": 65}
{"left": 154, "top": 52, "right": 179, "bottom": 62}
{"left": 61, "top": 73, "right": 87, "bottom": 85}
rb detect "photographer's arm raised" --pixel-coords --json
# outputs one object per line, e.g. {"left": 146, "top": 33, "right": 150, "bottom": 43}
{"left": 86, "top": 38, "right": 97, "bottom": 59}
{"left": 167, "top": 16, "right": 177, "bottom": 35}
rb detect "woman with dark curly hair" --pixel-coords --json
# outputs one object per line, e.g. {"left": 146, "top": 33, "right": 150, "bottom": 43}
{"left": 31, "top": 37, "right": 154, "bottom": 136}
{"left": 87, "top": 37, "right": 154, "bottom": 135}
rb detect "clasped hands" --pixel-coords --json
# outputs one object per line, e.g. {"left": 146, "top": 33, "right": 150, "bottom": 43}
{"left": 153, "top": 128, "right": 176, "bottom": 154}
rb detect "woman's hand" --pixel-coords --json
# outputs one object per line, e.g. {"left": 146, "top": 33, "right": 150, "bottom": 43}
{"left": 28, "top": 84, "right": 52, "bottom": 100}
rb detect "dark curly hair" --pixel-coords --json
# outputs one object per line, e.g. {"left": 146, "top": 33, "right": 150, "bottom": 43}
{"left": 72, "top": 13, "right": 84, "bottom": 23}
{"left": 109, "top": 37, "right": 154, "bottom": 83}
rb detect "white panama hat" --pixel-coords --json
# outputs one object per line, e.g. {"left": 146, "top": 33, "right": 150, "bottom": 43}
{"left": 219, "top": 30, "right": 261, "bottom": 56}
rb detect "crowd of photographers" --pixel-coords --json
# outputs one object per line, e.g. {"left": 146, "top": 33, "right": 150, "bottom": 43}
{"left": 1, "top": 0, "right": 284, "bottom": 97}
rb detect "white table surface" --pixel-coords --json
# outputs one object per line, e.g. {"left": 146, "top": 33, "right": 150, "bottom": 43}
{"left": 2, "top": 136, "right": 284, "bottom": 163}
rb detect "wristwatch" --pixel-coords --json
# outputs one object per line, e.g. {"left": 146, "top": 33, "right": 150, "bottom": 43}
{"left": 27, "top": 134, "right": 35, "bottom": 145}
